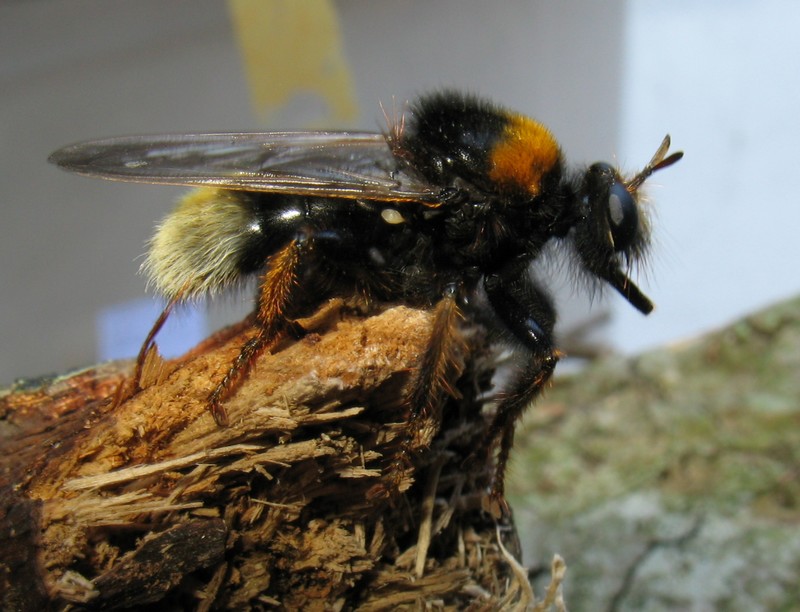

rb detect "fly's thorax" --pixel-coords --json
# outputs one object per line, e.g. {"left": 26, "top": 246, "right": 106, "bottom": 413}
{"left": 485, "top": 112, "right": 562, "bottom": 198}
{"left": 400, "top": 91, "right": 563, "bottom": 200}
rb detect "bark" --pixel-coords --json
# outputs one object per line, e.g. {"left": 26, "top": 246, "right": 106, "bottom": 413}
{"left": 509, "top": 295, "right": 800, "bottom": 609}
{"left": 1, "top": 302, "right": 565, "bottom": 611}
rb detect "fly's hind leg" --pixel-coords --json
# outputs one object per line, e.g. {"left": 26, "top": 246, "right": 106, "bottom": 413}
{"left": 478, "top": 267, "right": 560, "bottom": 516}
{"left": 111, "top": 290, "right": 185, "bottom": 409}
{"left": 207, "top": 237, "right": 305, "bottom": 426}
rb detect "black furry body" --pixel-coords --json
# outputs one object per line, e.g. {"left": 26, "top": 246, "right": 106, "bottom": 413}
{"left": 49, "top": 91, "right": 682, "bottom": 510}
{"left": 233, "top": 93, "right": 577, "bottom": 349}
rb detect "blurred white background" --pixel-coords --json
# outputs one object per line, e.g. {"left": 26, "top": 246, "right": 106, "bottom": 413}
{"left": 615, "top": 0, "right": 800, "bottom": 353}
{"left": 1, "top": 0, "right": 798, "bottom": 384}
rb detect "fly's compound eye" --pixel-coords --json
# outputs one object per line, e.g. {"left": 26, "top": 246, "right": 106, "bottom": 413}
{"left": 607, "top": 181, "right": 638, "bottom": 252}
{"left": 585, "top": 162, "right": 640, "bottom": 254}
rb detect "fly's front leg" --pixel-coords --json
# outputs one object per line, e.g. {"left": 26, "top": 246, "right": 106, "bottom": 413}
{"left": 208, "top": 236, "right": 307, "bottom": 426}
{"left": 480, "top": 266, "right": 559, "bottom": 516}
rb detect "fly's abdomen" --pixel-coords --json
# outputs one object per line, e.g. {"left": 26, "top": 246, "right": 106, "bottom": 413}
{"left": 143, "top": 189, "right": 305, "bottom": 300}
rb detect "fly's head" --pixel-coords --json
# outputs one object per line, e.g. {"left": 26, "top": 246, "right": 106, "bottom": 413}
{"left": 573, "top": 135, "right": 683, "bottom": 314}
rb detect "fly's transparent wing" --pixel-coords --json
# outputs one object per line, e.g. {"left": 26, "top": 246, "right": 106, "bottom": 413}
{"left": 49, "top": 131, "right": 440, "bottom": 203}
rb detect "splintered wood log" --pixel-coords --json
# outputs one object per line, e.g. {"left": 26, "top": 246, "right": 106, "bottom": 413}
{"left": 1, "top": 302, "right": 565, "bottom": 610}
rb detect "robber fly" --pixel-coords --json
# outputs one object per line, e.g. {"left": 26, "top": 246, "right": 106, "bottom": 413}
{"left": 49, "top": 90, "right": 682, "bottom": 508}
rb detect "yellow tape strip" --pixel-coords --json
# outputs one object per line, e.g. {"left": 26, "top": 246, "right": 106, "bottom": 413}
{"left": 228, "top": 0, "right": 358, "bottom": 126}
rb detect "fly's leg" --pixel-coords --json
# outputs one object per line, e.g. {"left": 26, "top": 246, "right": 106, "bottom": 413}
{"left": 111, "top": 290, "right": 185, "bottom": 408}
{"left": 208, "top": 237, "right": 305, "bottom": 426}
{"left": 478, "top": 266, "right": 559, "bottom": 516}
{"left": 482, "top": 350, "right": 558, "bottom": 516}
{"left": 377, "top": 284, "right": 466, "bottom": 496}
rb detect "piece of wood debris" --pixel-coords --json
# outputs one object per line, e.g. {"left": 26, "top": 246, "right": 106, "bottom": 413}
{"left": 1, "top": 303, "right": 562, "bottom": 610}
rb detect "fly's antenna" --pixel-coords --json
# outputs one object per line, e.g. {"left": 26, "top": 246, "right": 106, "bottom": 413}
{"left": 626, "top": 135, "right": 684, "bottom": 192}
